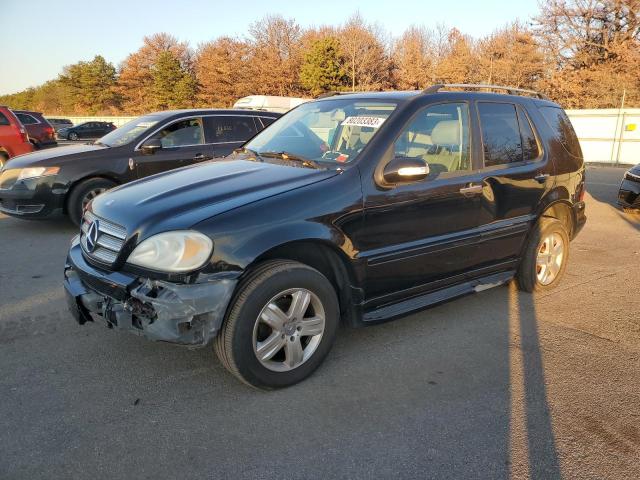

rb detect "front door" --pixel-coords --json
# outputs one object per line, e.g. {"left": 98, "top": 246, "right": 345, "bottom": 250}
{"left": 135, "top": 117, "right": 213, "bottom": 178}
{"left": 361, "top": 102, "right": 484, "bottom": 307}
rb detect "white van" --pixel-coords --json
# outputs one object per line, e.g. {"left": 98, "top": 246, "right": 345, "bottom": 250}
{"left": 233, "top": 95, "right": 309, "bottom": 113}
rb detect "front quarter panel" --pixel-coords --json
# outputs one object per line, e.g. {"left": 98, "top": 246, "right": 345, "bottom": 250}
{"left": 194, "top": 168, "right": 365, "bottom": 280}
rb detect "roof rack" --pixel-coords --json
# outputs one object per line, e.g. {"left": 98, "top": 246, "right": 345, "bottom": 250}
{"left": 423, "top": 83, "right": 548, "bottom": 100}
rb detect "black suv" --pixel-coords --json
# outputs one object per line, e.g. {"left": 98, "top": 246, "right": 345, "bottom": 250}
{"left": 57, "top": 121, "right": 116, "bottom": 140}
{"left": 0, "top": 109, "right": 280, "bottom": 224}
{"left": 64, "top": 85, "right": 586, "bottom": 389}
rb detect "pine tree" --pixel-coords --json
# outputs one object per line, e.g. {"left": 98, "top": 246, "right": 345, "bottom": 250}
{"left": 300, "top": 37, "right": 347, "bottom": 96}
{"left": 150, "top": 51, "right": 196, "bottom": 110}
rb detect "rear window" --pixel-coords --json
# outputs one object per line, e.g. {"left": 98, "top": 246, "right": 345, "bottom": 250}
{"left": 16, "top": 113, "right": 38, "bottom": 125}
{"left": 539, "top": 106, "right": 582, "bottom": 157}
{"left": 0, "top": 112, "right": 9, "bottom": 126}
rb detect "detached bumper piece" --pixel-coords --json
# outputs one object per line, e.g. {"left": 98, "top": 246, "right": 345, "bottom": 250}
{"left": 63, "top": 239, "right": 237, "bottom": 347}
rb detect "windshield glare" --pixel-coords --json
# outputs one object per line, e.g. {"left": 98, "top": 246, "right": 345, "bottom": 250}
{"left": 97, "top": 115, "right": 161, "bottom": 147}
{"left": 245, "top": 99, "right": 398, "bottom": 164}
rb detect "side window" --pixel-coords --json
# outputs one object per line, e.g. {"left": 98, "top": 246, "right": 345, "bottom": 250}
{"left": 539, "top": 106, "right": 582, "bottom": 157}
{"left": 17, "top": 113, "right": 37, "bottom": 125}
{"left": 0, "top": 112, "right": 9, "bottom": 126}
{"left": 204, "top": 116, "right": 257, "bottom": 143}
{"left": 150, "top": 118, "right": 204, "bottom": 148}
{"left": 394, "top": 102, "right": 471, "bottom": 175}
{"left": 258, "top": 117, "right": 277, "bottom": 129}
{"left": 478, "top": 102, "right": 522, "bottom": 166}
{"left": 517, "top": 107, "right": 540, "bottom": 161}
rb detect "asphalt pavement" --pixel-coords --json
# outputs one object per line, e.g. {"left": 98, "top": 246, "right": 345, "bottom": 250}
{"left": 0, "top": 166, "right": 639, "bottom": 479}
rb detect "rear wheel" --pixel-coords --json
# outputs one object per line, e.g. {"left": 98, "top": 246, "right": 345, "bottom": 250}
{"left": 215, "top": 260, "right": 339, "bottom": 389}
{"left": 68, "top": 132, "right": 78, "bottom": 141}
{"left": 67, "top": 178, "right": 116, "bottom": 226}
{"left": 516, "top": 217, "right": 570, "bottom": 292}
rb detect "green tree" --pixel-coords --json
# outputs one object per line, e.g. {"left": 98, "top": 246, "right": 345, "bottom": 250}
{"left": 59, "top": 55, "right": 120, "bottom": 114}
{"left": 150, "top": 50, "right": 197, "bottom": 109}
{"left": 300, "top": 37, "right": 347, "bottom": 96}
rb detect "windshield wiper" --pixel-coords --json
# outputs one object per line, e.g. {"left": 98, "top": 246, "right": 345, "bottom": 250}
{"left": 257, "top": 151, "right": 321, "bottom": 169}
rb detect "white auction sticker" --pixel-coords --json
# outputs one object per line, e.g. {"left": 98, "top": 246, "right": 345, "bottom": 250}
{"left": 341, "top": 116, "right": 386, "bottom": 128}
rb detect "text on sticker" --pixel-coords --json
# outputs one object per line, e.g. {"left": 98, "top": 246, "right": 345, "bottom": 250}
{"left": 341, "top": 117, "right": 386, "bottom": 128}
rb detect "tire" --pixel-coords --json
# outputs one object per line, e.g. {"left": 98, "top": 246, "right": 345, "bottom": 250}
{"left": 215, "top": 260, "right": 339, "bottom": 389}
{"left": 68, "top": 132, "right": 78, "bottom": 141}
{"left": 516, "top": 217, "right": 570, "bottom": 293}
{"left": 30, "top": 140, "right": 40, "bottom": 150}
{"left": 66, "top": 177, "right": 116, "bottom": 226}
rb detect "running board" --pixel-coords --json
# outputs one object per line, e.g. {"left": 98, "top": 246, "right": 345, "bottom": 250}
{"left": 362, "top": 271, "right": 515, "bottom": 323}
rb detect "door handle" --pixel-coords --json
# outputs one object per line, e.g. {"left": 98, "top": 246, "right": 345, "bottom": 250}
{"left": 534, "top": 173, "right": 550, "bottom": 184}
{"left": 193, "top": 154, "right": 207, "bottom": 161}
{"left": 459, "top": 184, "right": 483, "bottom": 195}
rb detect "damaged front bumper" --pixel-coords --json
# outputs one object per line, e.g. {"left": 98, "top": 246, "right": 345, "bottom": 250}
{"left": 63, "top": 237, "right": 238, "bottom": 346}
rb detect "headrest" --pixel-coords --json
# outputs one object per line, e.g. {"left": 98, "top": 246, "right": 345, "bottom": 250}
{"left": 431, "top": 120, "right": 460, "bottom": 145}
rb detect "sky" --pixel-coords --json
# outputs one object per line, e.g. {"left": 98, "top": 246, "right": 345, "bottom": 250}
{"left": 0, "top": 0, "right": 540, "bottom": 95}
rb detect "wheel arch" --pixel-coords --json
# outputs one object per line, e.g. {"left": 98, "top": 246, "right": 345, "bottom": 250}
{"left": 63, "top": 174, "right": 121, "bottom": 214}
{"left": 246, "top": 239, "right": 362, "bottom": 326}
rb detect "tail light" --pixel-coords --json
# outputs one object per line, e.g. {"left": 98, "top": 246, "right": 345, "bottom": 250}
{"left": 12, "top": 124, "right": 29, "bottom": 143}
{"left": 578, "top": 182, "right": 585, "bottom": 202}
{"left": 45, "top": 126, "right": 55, "bottom": 138}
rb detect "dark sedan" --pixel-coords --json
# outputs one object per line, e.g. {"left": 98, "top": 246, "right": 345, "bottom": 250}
{"left": 618, "top": 163, "right": 640, "bottom": 212}
{"left": 57, "top": 121, "right": 116, "bottom": 140}
{"left": 0, "top": 109, "right": 280, "bottom": 224}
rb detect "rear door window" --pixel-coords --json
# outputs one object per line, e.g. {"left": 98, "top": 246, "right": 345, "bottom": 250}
{"left": 517, "top": 107, "right": 540, "bottom": 161}
{"left": 539, "top": 106, "right": 582, "bottom": 157}
{"left": 478, "top": 102, "right": 523, "bottom": 166}
{"left": 257, "top": 116, "right": 277, "bottom": 129}
{"left": 204, "top": 116, "right": 258, "bottom": 143}
{"left": 16, "top": 113, "right": 38, "bottom": 125}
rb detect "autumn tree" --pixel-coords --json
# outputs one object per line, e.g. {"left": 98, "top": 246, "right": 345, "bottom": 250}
{"left": 434, "top": 28, "right": 479, "bottom": 84}
{"left": 117, "top": 33, "right": 193, "bottom": 113}
{"left": 535, "top": 0, "right": 640, "bottom": 107}
{"left": 195, "top": 37, "right": 251, "bottom": 107}
{"left": 476, "top": 23, "right": 545, "bottom": 88}
{"left": 300, "top": 37, "right": 348, "bottom": 96}
{"left": 341, "top": 13, "right": 391, "bottom": 91}
{"left": 247, "top": 15, "right": 303, "bottom": 96}
{"left": 393, "top": 26, "right": 433, "bottom": 89}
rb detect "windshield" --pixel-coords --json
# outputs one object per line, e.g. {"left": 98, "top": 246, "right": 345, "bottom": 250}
{"left": 96, "top": 115, "right": 162, "bottom": 147}
{"left": 244, "top": 99, "right": 397, "bottom": 164}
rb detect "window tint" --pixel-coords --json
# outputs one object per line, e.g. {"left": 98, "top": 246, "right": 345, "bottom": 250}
{"left": 17, "top": 113, "right": 37, "bottom": 125}
{"left": 0, "top": 112, "right": 9, "bottom": 126}
{"left": 204, "top": 116, "right": 257, "bottom": 143}
{"left": 150, "top": 118, "right": 204, "bottom": 148}
{"left": 478, "top": 103, "right": 523, "bottom": 166}
{"left": 539, "top": 106, "right": 582, "bottom": 157}
{"left": 517, "top": 107, "right": 540, "bottom": 161}
{"left": 258, "top": 116, "right": 277, "bottom": 129}
{"left": 394, "top": 102, "right": 471, "bottom": 175}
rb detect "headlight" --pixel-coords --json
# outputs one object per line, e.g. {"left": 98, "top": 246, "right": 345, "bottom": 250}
{"left": 127, "top": 231, "right": 213, "bottom": 273}
{"left": 18, "top": 166, "right": 60, "bottom": 180}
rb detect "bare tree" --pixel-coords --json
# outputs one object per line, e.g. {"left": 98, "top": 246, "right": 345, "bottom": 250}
{"left": 393, "top": 26, "right": 433, "bottom": 89}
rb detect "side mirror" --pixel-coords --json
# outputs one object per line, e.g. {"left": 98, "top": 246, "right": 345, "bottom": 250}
{"left": 383, "top": 156, "right": 430, "bottom": 184}
{"left": 141, "top": 138, "right": 162, "bottom": 155}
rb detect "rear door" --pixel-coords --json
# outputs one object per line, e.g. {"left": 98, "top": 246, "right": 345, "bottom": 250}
{"left": 471, "top": 100, "right": 554, "bottom": 273}
{"left": 135, "top": 117, "right": 213, "bottom": 178}
{"left": 203, "top": 115, "right": 258, "bottom": 158}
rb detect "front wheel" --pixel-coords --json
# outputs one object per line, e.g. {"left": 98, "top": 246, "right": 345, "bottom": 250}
{"left": 68, "top": 132, "right": 78, "bottom": 141}
{"left": 66, "top": 178, "right": 116, "bottom": 226}
{"left": 215, "top": 260, "right": 339, "bottom": 389}
{"left": 516, "top": 217, "right": 570, "bottom": 292}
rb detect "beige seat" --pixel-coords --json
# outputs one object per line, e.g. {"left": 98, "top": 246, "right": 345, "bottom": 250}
{"left": 427, "top": 120, "right": 465, "bottom": 172}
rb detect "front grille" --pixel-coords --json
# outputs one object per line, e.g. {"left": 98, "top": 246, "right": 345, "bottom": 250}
{"left": 80, "top": 211, "right": 127, "bottom": 266}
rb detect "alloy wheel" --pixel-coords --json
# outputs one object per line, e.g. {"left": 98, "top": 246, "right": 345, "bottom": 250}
{"left": 82, "top": 188, "right": 107, "bottom": 210}
{"left": 536, "top": 232, "right": 565, "bottom": 285}
{"left": 252, "top": 288, "right": 326, "bottom": 372}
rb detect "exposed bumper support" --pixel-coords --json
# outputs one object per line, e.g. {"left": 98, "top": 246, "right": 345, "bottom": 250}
{"left": 63, "top": 239, "right": 238, "bottom": 346}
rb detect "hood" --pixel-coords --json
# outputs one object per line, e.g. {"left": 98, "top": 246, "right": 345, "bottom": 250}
{"left": 90, "top": 159, "right": 340, "bottom": 237}
{"left": 4, "top": 144, "right": 108, "bottom": 169}
{"left": 629, "top": 163, "right": 640, "bottom": 176}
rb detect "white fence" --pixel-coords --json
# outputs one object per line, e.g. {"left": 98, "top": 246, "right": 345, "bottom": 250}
{"left": 47, "top": 109, "right": 640, "bottom": 166}
{"left": 566, "top": 108, "right": 639, "bottom": 165}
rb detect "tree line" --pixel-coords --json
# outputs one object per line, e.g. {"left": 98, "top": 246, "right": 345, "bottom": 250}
{"left": 2, "top": 0, "right": 638, "bottom": 114}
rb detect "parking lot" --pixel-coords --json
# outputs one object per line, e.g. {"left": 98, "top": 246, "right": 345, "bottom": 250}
{"left": 0, "top": 166, "right": 638, "bottom": 479}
